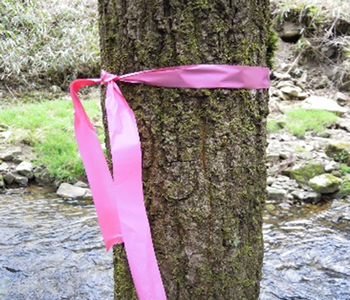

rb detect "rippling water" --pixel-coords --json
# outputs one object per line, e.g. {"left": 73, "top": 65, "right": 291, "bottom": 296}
{"left": 0, "top": 187, "right": 349, "bottom": 299}
{"left": 0, "top": 186, "right": 113, "bottom": 300}
{"left": 261, "top": 199, "right": 350, "bottom": 300}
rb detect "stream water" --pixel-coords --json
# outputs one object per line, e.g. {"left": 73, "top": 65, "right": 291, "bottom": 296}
{"left": 0, "top": 186, "right": 349, "bottom": 299}
{"left": 0, "top": 186, "right": 113, "bottom": 300}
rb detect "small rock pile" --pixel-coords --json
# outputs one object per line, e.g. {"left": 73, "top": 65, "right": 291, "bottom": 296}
{"left": 0, "top": 148, "right": 40, "bottom": 188}
{"left": 270, "top": 69, "right": 348, "bottom": 116}
{"left": 267, "top": 66, "right": 350, "bottom": 204}
{"left": 0, "top": 147, "right": 92, "bottom": 200}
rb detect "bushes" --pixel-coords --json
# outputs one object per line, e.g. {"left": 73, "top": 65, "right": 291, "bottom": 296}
{"left": 0, "top": 0, "right": 100, "bottom": 91}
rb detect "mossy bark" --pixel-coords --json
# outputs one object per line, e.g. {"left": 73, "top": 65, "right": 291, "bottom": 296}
{"left": 98, "top": 0, "right": 270, "bottom": 299}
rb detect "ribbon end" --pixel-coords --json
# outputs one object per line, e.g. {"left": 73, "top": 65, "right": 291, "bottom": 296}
{"left": 105, "top": 235, "right": 124, "bottom": 252}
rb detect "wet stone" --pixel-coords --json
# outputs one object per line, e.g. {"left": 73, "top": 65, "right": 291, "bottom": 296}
{"left": 325, "top": 161, "right": 340, "bottom": 172}
{"left": 0, "top": 124, "right": 9, "bottom": 132}
{"left": 57, "top": 183, "right": 87, "bottom": 199}
{"left": 74, "top": 181, "right": 89, "bottom": 188}
{"left": 317, "top": 131, "right": 331, "bottom": 138}
{"left": 301, "top": 96, "right": 347, "bottom": 116}
{"left": 336, "top": 92, "right": 348, "bottom": 106}
{"left": 266, "top": 153, "right": 280, "bottom": 163}
{"left": 272, "top": 72, "right": 292, "bottom": 80}
{"left": 83, "top": 189, "right": 93, "bottom": 200}
{"left": 16, "top": 162, "right": 34, "bottom": 179}
{"left": 3, "top": 173, "right": 15, "bottom": 185}
{"left": 267, "top": 177, "right": 275, "bottom": 186}
{"left": 301, "top": 192, "right": 321, "bottom": 204}
{"left": 267, "top": 187, "right": 287, "bottom": 200}
{"left": 337, "top": 119, "right": 350, "bottom": 132}
{"left": 15, "top": 175, "right": 29, "bottom": 187}
{"left": 0, "top": 175, "right": 4, "bottom": 188}
{"left": 33, "top": 167, "right": 53, "bottom": 186}
{"left": 0, "top": 162, "right": 9, "bottom": 172}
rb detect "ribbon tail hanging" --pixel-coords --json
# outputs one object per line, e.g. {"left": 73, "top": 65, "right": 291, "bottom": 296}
{"left": 70, "top": 79, "right": 123, "bottom": 250}
{"left": 105, "top": 81, "right": 167, "bottom": 300}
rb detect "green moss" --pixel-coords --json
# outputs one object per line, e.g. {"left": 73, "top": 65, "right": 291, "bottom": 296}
{"left": 266, "top": 28, "right": 279, "bottom": 69}
{"left": 338, "top": 178, "right": 350, "bottom": 197}
{"left": 325, "top": 142, "right": 350, "bottom": 164}
{"left": 308, "top": 173, "right": 342, "bottom": 194}
{"left": 286, "top": 163, "right": 325, "bottom": 185}
{"left": 100, "top": 1, "right": 268, "bottom": 298}
{"left": 285, "top": 109, "right": 339, "bottom": 138}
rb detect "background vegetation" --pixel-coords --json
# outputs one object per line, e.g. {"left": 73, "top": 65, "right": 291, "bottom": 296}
{"left": 268, "top": 109, "right": 339, "bottom": 137}
{"left": 0, "top": 0, "right": 99, "bottom": 93}
{"left": 1, "top": 0, "right": 348, "bottom": 94}
{"left": 0, "top": 98, "right": 103, "bottom": 181}
{"left": 0, "top": 0, "right": 349, "bottom": 182}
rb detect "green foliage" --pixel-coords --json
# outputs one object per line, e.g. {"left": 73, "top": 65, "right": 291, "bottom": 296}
{"left": 334, "top": 150, "right": 350, "bottom": 163}
{"left": 0, "top": 0, "right": 100, "bottom": 91}
{"left": 284, "top": 109, "right": 338, "bottom": 138}
{"left": 0, "top": 98, "right": 103, "bottom": 181}
{"left": 341, "top": 164, "right": 350, "bottom": 174}
{"left": 338, "top": 178, "right": 350, "bottom": 197}
{"left": 267, "top": 119, "right": 282, "bottom": 133}
{"left": 267, "top": 109, "right": 338, "bottom": 137}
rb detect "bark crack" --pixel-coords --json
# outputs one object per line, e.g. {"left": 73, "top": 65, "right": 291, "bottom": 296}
{"left": 200, "top": 117, "right": 214, "bottom": 296}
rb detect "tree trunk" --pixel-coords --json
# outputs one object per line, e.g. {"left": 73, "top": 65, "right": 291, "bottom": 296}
{"left": 98, "top": 1, "right": 270, "bottom": 299}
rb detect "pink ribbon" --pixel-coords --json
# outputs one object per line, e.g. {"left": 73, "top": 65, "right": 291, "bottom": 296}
{"left": 70, "top": 64, "right": 269, "bottom": 300}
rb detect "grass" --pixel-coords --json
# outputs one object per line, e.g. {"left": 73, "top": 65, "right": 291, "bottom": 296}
{"left": 0, "top": 97, "right": 103, "bottom": 181}
{"left": 0, "top": 0, "right": 99, "bottom": 92}
{"left": 267, "top": 119, "right": 283, "bottom": 133}
{"left": 272, "top": 0, "right": 350, "bottom": 22}
{"left": 285, "top": 109, "right": 338, "bottom": 137}
{"left": 267, "top": 109, "right": 339, "bottom": 138}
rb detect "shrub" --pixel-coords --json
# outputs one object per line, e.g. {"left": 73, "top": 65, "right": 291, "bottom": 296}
{"left": 0, "top": 0, "right": 100, "bottom": 91}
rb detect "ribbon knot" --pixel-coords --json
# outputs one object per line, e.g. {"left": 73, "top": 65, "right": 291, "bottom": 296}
{"left": 100, "top": 69, "right": 119, "bottom": 84}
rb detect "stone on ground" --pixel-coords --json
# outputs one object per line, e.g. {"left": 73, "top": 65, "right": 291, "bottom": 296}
{"left": 57, "top": 183, "right": 87, "bottom": 198}
{"left": 309, "top": 174, "right": 342, "bottom": 194}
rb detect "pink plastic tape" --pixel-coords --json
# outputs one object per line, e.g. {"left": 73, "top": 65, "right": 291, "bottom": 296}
{"left": 70, "top": 64, "right": 269, "bottom": 300}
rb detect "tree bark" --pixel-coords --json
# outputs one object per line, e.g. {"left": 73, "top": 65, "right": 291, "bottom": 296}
{"left": 98, "top": 1, "right": 270, "bottom": 299}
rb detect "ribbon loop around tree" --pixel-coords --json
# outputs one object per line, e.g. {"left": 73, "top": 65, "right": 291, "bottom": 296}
{"left": 70, "top": 64, "right": 269, "bottom": 300}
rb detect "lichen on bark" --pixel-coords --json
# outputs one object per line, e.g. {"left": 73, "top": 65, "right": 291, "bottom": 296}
{"left": 98, "top": 0, "right": 270, "bottom": 299}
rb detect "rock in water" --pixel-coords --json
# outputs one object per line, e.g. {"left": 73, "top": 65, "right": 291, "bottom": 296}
{"left": 57, "top": 183, "right": 87, "bottom": 199}
{"left": 309, "top": 174, "right": 342, "bottom": 194}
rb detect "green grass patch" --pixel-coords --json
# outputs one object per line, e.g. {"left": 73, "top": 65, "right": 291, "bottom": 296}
{"left": 0, "top": 98, "right": 103, "bottom": 181}
{"left": 284, "top": 109, "right": 338, "bottom": 138}
{"left": 267, "top": 119, "right": 282, "bottom": 133}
